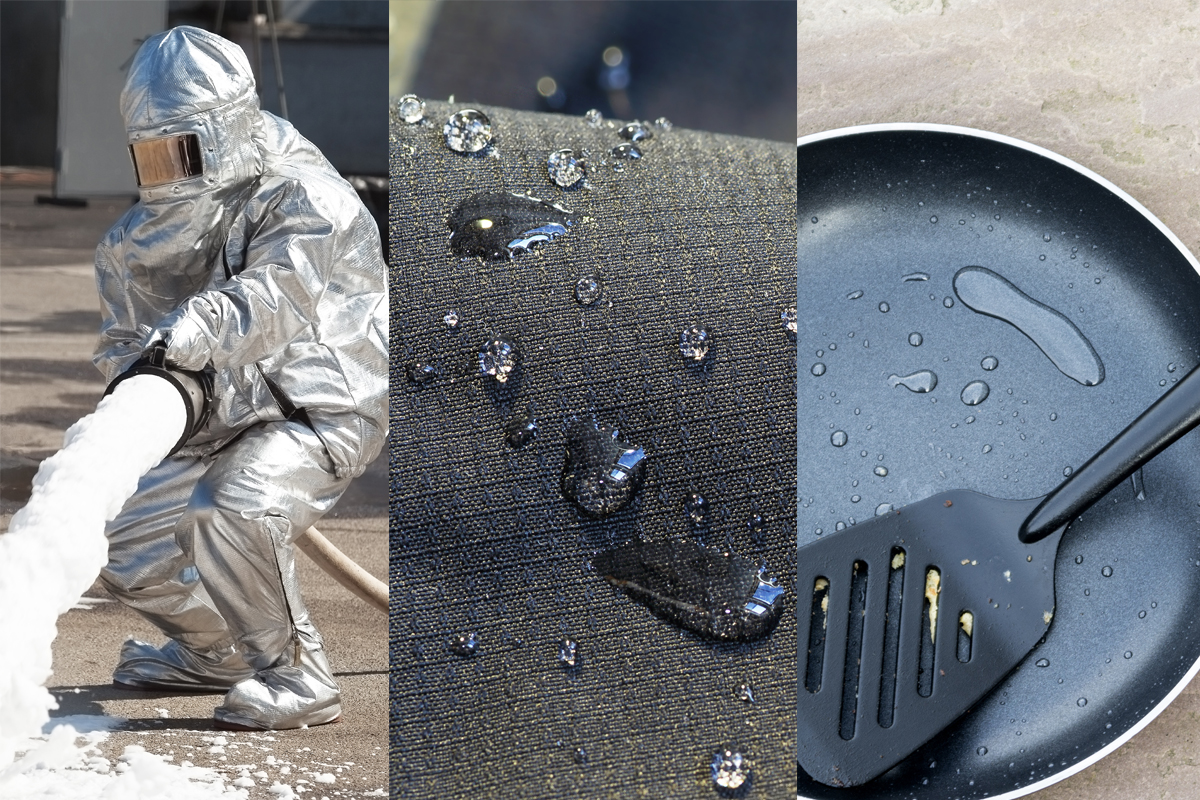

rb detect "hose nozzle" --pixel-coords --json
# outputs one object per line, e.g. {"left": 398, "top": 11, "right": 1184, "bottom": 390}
{"left": 104, "top": 343, "right": 213, "bottom": 455}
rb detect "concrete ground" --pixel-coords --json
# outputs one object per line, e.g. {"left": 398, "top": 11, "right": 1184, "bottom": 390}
{"left": 800, "top": 2, "right": 1200, "bottom": 797}
{"left": 0, "top": 168, "right": 387, "bottom": 798}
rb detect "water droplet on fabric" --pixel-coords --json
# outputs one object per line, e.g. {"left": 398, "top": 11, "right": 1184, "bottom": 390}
{"left": 1035, "top": 658, "right": 1050, "bottom": 668}
{"left": 449, "top": 633, "right": 478, "bottom": 656}
{"left": 542, "top": 148, "right": 589, "bottom": 192}
{"left": 443, "top": 310, "right": 460, "bottom": 328}
{"left": 961, "top": 380, "right": 990, "bottom": 406}
{"left": 560, "top": 416, "right": 646, "bottom": 518}
{"left": 505, "top": 412, "right": 538, "bottom": 448}
{"left": 398, "top": 94, "right": 425, "bottom": 124}
{"left": 618, "top": 122, "right": 652, "bottom": 142}
{"left": 594, "top": 540, "right": 784, "bottom": 641}
{"left": 908, "top": 332, "right": 923, "bottom": 347}
{"left": 737, "top": 684, "right": 755, "bottom": 703}
{"left": 878, "top": 301, "right": 890, "bottom": 313}
{"left": 575, "top": 276, "right": 602, "bottom": 305}
{"left": 831, "top": 430, "right": 848, "bottom": 447}
{"left": 811, "top": 363, "right": 827, "bottom": 376}
{"left": 610, "top": 143, "right": 642, "bottom": 165}
{"left": 874, "top": 466, "right": 888, "bottom": 477}
{"left": 558, "top": 638, "right": 579, "bottom": 668}
{"left": 1101, "top": 566, "right": 1113, "bottom": 578}
{"left": 574, "top": 747, "right": 589, "bottom": 764}
{"left": 444, "top": 109, "right": 493, "bottom": 153}
{"left": 781, "top": 307, "right": 797, "bottom": 336}
{"left": 449, "top": 192, "right": 574, "bottom": 259}
{"left": 953, "top": 266, "right": 1105, "bottom": 386}
{"left": 685, "top": 493, "right": 711, "bottom": 528}
{"left": 479, "top": 336, "right": 518, "bottom": 383}
{"left": 888, "top": 370, "right": 938, "bottom": 393}
{"left": 679, "top": 325, "right": 711, "bottom": 362}
{"left": 406, "top": 362, "right": 437, "bottom": 384}
{"left": 711, "top": 750, "right": 750, "bottom": 790}
{"left": 584, "top": 108, "right": 603, "bottom": 127}
{"left": 847, "top": 290, "right": 863, "bottom": 300}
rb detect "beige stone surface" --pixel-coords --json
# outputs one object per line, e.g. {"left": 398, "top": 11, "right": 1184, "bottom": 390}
{"left": 799, "top": 2, "right": 1200, "bottom": 797}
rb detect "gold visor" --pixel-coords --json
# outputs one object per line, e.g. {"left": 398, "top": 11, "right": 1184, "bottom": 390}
{"left": 129, "top": 133, "right": 203, "bottom": 188}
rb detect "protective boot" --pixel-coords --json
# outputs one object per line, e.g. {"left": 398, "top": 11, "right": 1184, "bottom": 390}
{"left": 113, "top": 638, "right": 254, "bottom": 692}
{"left": 213, "top": 640, "right": 341, "bottom": 730}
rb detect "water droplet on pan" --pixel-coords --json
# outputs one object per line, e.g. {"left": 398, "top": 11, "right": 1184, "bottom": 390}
{"left": 908, "top": 332, "right": 923, "bottom": 347}
{"left": 548, "top": 149, "right": 587, "bottom": 188}
{"left": 593, "top": 540, "right": 784, "bottom": 641}
{"left": 397, "top": 94, "right": 425, "bottom": 124}
{"left": 874, "top": 466, "right": 889, "bottom": 477}
{"left": 878, "top": 302, "right": 890, "bottom": 313}
{"left": 888, "top": 370, "right": 938, "bottom": 393}
{"left": 902, "top": 272, "right": 930, "bottom": 282}
{"left": 679, "top": 325, "right": 711, "bottom": 362}
{"left": 1035, "top": 658, "right": 1050, "bottom": 668}
{"left": 575, "top": 276, "right": 602, "bottom": 305}
{"left": 444, "top": 109, "right": 493, "bottom": 153}
{"left": 561, "top": 416, "right": 646, "bottom": 518}
{"left": 961, "top": 380, "right": 990, "bottom": 406}
{"left": 448, "top": 192, "right": 574, "bottom": 260}
{"left": 981, "top": 355, "right": 999, "bottom": 371}
{"left": 1101, "top": 566, "right": 1113, "bottom": 578}
{"left": 811, "top": 363, "right": 827, "bottom": 376}
{"left": 711, "top": 749, "right": 750, "bottom": 790}
{"left": 830, "top": 430, "right": 848, "bottom": 447}
{"left": 953, "top": 266, "right": 1105, "bottom": 386}
{"left": 847, "top": 290, "right": 864, "bottom": 300}
{"left": 479, "top": 336, "right": 518, "bottom": 383}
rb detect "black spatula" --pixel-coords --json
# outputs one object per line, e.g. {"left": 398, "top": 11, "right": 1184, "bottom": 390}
{"left": 797, "top": 363, "right": 1200, "bottom": 787}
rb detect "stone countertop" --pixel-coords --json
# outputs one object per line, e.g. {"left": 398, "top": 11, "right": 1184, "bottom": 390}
{"left": 799, "top": 2, "right": 1200, "bottom": 797}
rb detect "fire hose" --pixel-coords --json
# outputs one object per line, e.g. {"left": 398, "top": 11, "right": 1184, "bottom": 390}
{"left": 108, "top": 346, "right": 388, "bottom": 615}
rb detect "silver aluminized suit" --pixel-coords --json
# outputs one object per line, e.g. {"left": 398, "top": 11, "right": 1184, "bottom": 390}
{"left": 92, "top": 27, "right": 387, "bottom": 729}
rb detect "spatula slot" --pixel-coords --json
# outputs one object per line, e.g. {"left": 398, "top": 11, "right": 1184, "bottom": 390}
{"left": 839, "top": 561, "right": 870, "bottom": 740}
{"left": 957, "top": 611, "right": 974, "bottom": 663}
{"left": 805, "top": 576, "right": 830, "bottom": 693}
{"left": 877, "top": 548, "right": 906, "bottom": 728}
{"left": 918, "top": 567, "right": 941, "bottom": 698}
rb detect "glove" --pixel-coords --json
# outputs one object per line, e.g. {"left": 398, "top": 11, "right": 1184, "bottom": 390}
{"left": 142, "top": 306, "right": 213, "bottom": 372}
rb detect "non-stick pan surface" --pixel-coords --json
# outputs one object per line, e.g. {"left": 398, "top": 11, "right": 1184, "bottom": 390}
{"left": 797, "top": 125, "right": 1200, "bottom": 799}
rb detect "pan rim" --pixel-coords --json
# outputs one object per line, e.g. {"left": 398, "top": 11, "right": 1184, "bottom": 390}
{"left": 797, "top": 122, "right": 1200, "bottom": 800}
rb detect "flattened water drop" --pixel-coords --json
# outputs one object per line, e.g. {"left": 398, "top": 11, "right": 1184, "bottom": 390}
{"left": 449, "top": 192, "right": 574, "bottom": 260}
{"left": 619, "top": 122, "right": 652, "bottom": 142}
{"left": 561, "top": 416, "right": 646, "bottom": 518}
{"left": 961, "top": 380, "right": 990, "bottom": 406}
{"left": 611, "top": 143, "right": 642, "bottom": 163}
{"left": 593, "top": 540, "right": 784, "bottom": 641}
{"left": 953, "top": 266, "right": 1105, "bottom": 386}
{"left": 449, "top": 632, "right": 478, "bottom": 656}
{"left": 888, "top": 370, "right": 938, "bottom": 393}
{"left": 847, "top": 290, "right": 864, "bottom": 300}
{"left": 874, "top": 466, "right": 888, "bottom": 477}
{"left": 575, "top": 276, "right": 602, "bottom": 305}
{"left": 875, "top": 503, "right": 893, "bottom": 516}
{"left": 479, "top": 336, "right": 518, "bottom": 383}
{"left": 444, "top": 109, "right": 492, "bottom": 153}
{"left": 903, "top": 272, "right": 931, "bottom": 282}
{"left": 397, "top": 94, "right": 425, "bottom": 124}
{"left": 711, "top": 750, "right": 750, "bottom": 790}
{"left": 812, "top": 363, "right": 827, "bottom": 376}
{"left": 406, "top": 362, "right": 436, "bottom": 385}
{"left": 679, "top": 325, "right": 711, "bottom": 362}
{"left": 548, "top": 149, "right": 586, "bottom": 188}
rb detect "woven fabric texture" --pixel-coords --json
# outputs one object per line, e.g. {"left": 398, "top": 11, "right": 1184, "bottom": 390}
{"left": 389, "top": 101, "right": 797, "bottom": 799}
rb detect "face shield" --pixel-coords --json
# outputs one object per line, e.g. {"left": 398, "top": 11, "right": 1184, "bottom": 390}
{"left": 128, "top": 133, "right": 204, "bottom": 188}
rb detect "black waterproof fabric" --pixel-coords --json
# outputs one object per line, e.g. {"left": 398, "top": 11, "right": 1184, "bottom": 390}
{"left": 389, "top": 101, "right": 797, "bottom": 799}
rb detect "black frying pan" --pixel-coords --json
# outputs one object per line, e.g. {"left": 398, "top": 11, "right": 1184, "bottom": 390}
{"left": 797, "top": 124, "right": 1200, "bottom": 799}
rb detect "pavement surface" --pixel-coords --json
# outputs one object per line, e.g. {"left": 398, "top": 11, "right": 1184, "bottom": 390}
{"left": 799, "top": 2, "right": 1200, "bottom": 798}
{"left": 0, "top": 168, "right": 388, "bottom": 798}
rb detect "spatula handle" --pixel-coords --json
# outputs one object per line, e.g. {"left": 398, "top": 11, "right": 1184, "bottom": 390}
{"left": 1020, "top": 363, "right": 1200, "bottom": 543}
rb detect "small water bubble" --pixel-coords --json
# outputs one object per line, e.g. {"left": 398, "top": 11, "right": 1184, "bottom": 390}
{"left": 619, "top": 122, "right": 653, "bottom": 142}
{"left": 1035, "top": 658, "right": 1050, "bottom": 668}
{"left": 961, "top": 380, "right": 990, "bottom": 406}
{"left": 1050, "top": 413, "right": 1058, "bottom": 421}
{"left": 574, "top": 747, "right": 589, "bottom": 764}
{"left": 835, "top": 521, "right": 847, "bottom": 531}
{"left": 558, "top": 639, "right": 579, "bottom": 668}
{"left": 1101, "top": 566, "right": 1113, "bottom": 578}
{"left": 1044, "top": 234, "right": 1052, "bottom": 242}
{"left": 449, "top": 633, "right": 478, "bottom": 656}
{"left": 575, "top": 276, "right": 602, "bottom": 305}
{"left": 1138, "top": 610, "right": 1147, "bottom": 619}
{"left": 406, "top": 362, "right": 437, "bottom": 384}
{"left": 610, "top": 143, "right": 643, "bottom": 167}
{"left": 781, "top": 306, "right": 797, "bottom": 336}
{"left": 943, "top": 296, "right": 955, "bottom": 308}
{"left": 679, "top": 325, "right": 711, "bottom": 362}
{"left": 548, "top": 149, "right": 587, "bottom": 188}
{"left": 1077, "top": 698, "right": 1087, "bottom": 707}
{"left": 1075, "top": 555, "right": 1084, "bottom": 564}
{"left": 831, "top": 430, "right": 848, "bottom": 447}
{"left": 747, "top": 515, "right": 766, "bottom": 542}
{"left": 505, "top": 412, "right": 538, "bottom": 448}
{"left": 902, "top": 272, "right": 930, "bottom": 282}
{"left": 397, "top": 94, "right": 425, "bottom": 124}
{"left": 444, "top": 109, "right": 493, "bottom": 153}
{"left": 811, "top": 363, "right": 827, "bottom": 376}
{"left": 965, "top": 415, "right": 975, "bottom": 424}
{"left": 653, "top": 116, "right": 673, "bottom": 131}
{"left": 977, "top": 746, "right": 988, "bottom": 756}
{"left": 816, "top": 349, "right": 824, "bottom": 358}
{"left": 874, "top": 466, "right": 888, "bottom": 477}
{"left": 847, "top": 289, "right": 863, "bottom": 299}
{"left": 828, "top": 343, "right": 837, "bottom": 351}
{"left": 981, "top": 356, "right": 999, "bottom": 371}
{"left": 875, "top": 503, "right": 893, "bottom": 516}
{"left": 443, "top": 310, "right": 460, "bottom": 328}
{"left": 982, "top": 444, "right": 993, "bottom": 454}
{"left": 737, "top": 684, "right": 755, "bottom": 703}
{"left": 479, "top": 336, "right": 518, "bottom": 383}
{"left": 1124, "top": 651, "right": 1134, "bottom": 659}
{"left": 584, "top": 108, "right": 603, "bottom": 127}
{"left": 711, "top": 750, "right": 750, "bottom": 790}
{"left": 812, "top": 216, "right": 819, "bottom": 224}
{"left": 685, "top": 493, "right": 711, "bottom": 528}
{"left": 1152, "top": 601, "right": 1158, "bottom": 608}
{"left": 1063, "top": 466, "right": 1073, "bottom": 477}
{"left": 1168, "top": 362, "right": 1178, "bottom": 373}
{"left": 930, "top": 215, "right": 938, "bottom": 224}
{"left": 909, "top": 332, "right": 923, "bottom": 347}
{"left": 879, "top": 302, "right": 890, "bottom": 313}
